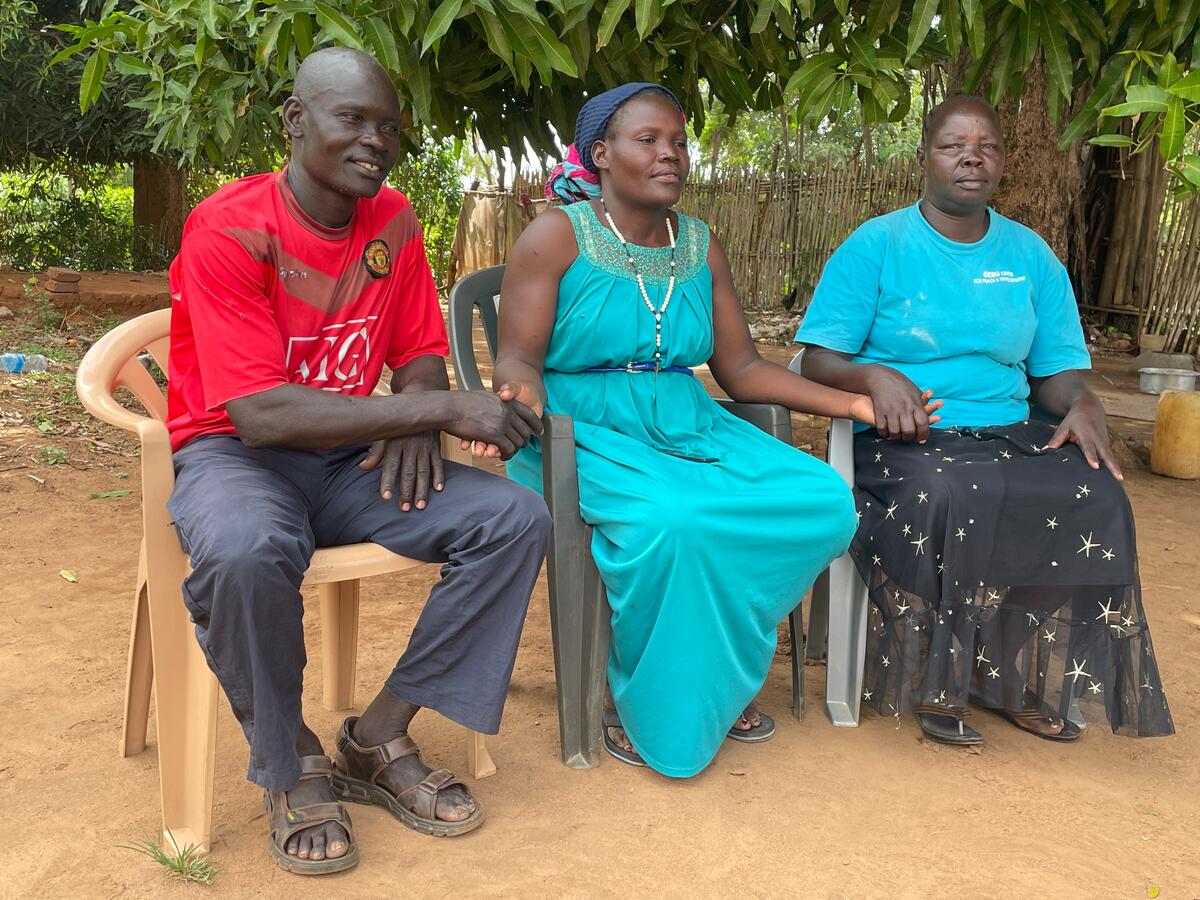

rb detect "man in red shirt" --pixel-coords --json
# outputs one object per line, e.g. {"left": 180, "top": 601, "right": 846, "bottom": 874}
{"left": 166, "top": 47, "right": 550, "bottom": 874}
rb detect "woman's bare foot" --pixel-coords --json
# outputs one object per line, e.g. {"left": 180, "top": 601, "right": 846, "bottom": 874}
{"left": 283, "top": 723, "right": 351, "bottom": 861}
{"left": 731, "top": 705, "right": 763, "bottom": 733}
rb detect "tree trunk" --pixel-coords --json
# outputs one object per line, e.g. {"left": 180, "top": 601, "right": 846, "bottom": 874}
{"left": 989, "top": 56, "right": 1083, "bottom": 264}
{"left": 132, "top": 156, "right": 188, "bottom": 269}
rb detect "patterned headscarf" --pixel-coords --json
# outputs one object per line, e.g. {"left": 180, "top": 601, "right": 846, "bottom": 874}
{"left": 545, "top": 82, "right": 684, "bottom": 203}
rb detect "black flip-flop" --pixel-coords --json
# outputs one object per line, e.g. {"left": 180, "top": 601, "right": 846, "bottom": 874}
{"left": 915, "top": 704, "right": 984, "bottom": 746}
{"left": 727, "top": 711, "right": 776, "bottom": 743}
{"left": 602, "top": 709, "right": 646, "bottom": 767}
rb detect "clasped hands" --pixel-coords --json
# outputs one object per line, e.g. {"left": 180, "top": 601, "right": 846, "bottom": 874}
{"left": 360, "top": 385, "right": 544, "bottom": 511}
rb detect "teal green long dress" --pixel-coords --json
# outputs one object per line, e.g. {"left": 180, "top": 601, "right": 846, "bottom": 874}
{"left": 508, "top": 201, "right": 858, "bottom": 777}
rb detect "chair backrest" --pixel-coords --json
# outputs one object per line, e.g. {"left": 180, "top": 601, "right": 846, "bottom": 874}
{"left": 447, "top": 265, "right": 504, "bottom": 392}
{"left": 76, "top": 307, "right": 172, "bottom": 434}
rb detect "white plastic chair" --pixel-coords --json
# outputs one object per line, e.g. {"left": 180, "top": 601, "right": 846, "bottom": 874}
{"left": 76, "top": 308, "right": 494, "bottom": 853}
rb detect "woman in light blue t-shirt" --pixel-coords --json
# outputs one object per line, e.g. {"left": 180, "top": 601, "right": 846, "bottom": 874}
{"left": 796, "top": 96, "right": 1172, "bottom": 745}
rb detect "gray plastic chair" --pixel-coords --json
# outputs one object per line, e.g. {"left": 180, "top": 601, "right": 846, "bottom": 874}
{"left": 788, "top": 348, "right": 1084, "bottom": 730}
{"left": 787, "top": 350, "right": 867, "bottom": 726}
{"left": 449, "top": 265, "right": 808, "bottom": 768}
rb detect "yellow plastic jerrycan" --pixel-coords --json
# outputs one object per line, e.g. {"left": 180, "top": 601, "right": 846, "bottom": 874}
{"left": 1151, "top": 390, "right": 1200, "bottom": 479}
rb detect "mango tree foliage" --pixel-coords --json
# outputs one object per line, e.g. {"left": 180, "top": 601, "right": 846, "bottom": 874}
{"left": 53, "top": 0, "right": 1200, "bottom": 173}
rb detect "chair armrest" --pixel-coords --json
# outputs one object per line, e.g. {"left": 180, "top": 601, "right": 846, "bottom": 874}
{"left": 716, "top": 400, "right": 793, "bottom": 443}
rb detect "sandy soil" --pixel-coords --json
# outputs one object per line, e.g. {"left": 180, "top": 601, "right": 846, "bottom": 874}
{"left": 0, "top": 301, "right": 1197, "bottom": 899}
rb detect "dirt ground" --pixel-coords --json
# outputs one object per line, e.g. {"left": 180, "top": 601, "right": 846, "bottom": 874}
{"left": 1, "top": 287, "right": 1198, "bottom": 899}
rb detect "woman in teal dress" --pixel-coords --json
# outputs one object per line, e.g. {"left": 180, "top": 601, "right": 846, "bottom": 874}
{"left": 492, "top": 84, "right": 925, "bottom": 777}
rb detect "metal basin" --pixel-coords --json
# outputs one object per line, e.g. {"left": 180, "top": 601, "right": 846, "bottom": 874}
{"left": 1139, "top": 367, "right": 1198, "bottom": 395}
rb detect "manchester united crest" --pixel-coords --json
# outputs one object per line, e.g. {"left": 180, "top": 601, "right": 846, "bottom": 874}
{"left": 363, "top": 239, "right": 391, "bottom": 278}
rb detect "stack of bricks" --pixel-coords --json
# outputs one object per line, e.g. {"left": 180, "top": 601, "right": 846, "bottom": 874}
{"left": 45, "top": 267, "right": 81, "bottom": 295}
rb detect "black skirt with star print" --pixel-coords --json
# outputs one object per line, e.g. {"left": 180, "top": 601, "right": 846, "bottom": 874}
{"left": 850, "top": 422, "right": 1173, "bottom": 736}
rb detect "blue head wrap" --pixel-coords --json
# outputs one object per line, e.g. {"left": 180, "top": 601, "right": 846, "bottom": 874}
{"left": 546, "top": 82, "right": 684, "bottom": 203}
{"left": 574, "top": 82, "right": 684, "bottom": 173}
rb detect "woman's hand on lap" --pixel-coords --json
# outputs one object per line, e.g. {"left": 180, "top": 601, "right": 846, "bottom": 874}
{"left": 1046, "top": 394, "right": 1123, "bottom": 481}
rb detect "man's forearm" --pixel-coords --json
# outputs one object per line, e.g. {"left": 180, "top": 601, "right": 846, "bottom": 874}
{"left": 391, "top": 354, "right": 451, "bottom": 395}
{"left": 227, "top": 384, "right": 458, "bottom": 451}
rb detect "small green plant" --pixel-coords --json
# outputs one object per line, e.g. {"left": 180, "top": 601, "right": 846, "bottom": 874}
{"left": 36, "top": 418, "right": 53, "bottom": 433}
{"left": 120, "top": 834, "right": 217, "bottom": 886}
{"left": 39, "top": 446, "right": 66, "bottom": 465}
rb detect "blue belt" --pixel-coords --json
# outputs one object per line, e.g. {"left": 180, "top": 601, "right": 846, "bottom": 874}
{"left": 582, "top": 362, "right": 694, "bottom": 375}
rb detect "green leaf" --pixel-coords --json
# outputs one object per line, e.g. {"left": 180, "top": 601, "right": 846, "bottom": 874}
{"left": 1161, "top": 95, "right": 1186, "bottom": 159}
{"left": 476, "top": 10, "right": 514, "bottom": 69}
{"left": 846, "top": 30, "right": 878, "bottom": 71}
{"left": 750, "top": 0, "right": 774, "bottom": 34}
{"left": 257, "top": 14, "right": 288, "bottom": 64}
{"left": 113, "top": 53, "right": 152, "bottom": 76}
{"left": 79, "top": 49, "right": 108, "bottom": 112}
{"left": 293, "top": 12, "right": 314, "bottom": 56}
{"left": 521, "top": 11, "right": 579, "bottom": 77}
{"left": 634, "top": 0, "right": 663, "bottom": 38}
{"left": 202, "top": 0, "right": 219, "bottom": 37}
{"left": 905, "top": 0, "right": 938, "bottom": 62}
{"left": 783, "top": 51, "right": 838, "bottom": 100}
{"left": 597, "top": 0, "right": 631, "bottom": 49}
{"left": 1039, "top": 6, "right": 1074, "bottom": 102}
{"left": 1103, "top": 100, "right": 1168, "bottom": 116}
{"left": 1166, "top": 70, "right": 1200, "bottom": 102}
{"left": 942, "top": 0, "right": 962, "bottom": 59}
{"left": 364, "top": 17, "right": 401, "bottom": 70}
{"left": 866, "top": 0, "right": 901, "bottom": 40}
{"left": 1087, "top": 133, "right": 1135, "bottom": 146}
{"left": 423, "top": 0, "right": 465, "bottom": 52}
{"left": 314, "top": 3, "right": 363, "bottom": 50}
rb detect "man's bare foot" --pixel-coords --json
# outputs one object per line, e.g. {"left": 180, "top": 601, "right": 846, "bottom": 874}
{"left": 283, "top": 723, "right": 351, "bottom": 861}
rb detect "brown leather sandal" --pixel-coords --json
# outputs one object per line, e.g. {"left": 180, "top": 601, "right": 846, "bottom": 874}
{"left": 263, "top": 755, "right": 358, "bottom": 875}
{"left": 977, "top": 704, "right": 1082, "bottom": 742}
{"left": 332, "top": 716, "right": 484, "bottom": 837}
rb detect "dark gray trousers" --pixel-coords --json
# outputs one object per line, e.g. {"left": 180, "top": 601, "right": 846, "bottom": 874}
{"left": 167, "top": 435, "right": 551, "bottom": 790}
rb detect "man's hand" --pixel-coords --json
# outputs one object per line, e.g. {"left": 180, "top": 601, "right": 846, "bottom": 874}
{"left": 460, "top": 382, "right": 546, "bottom": 459}
{"left": 864, "top": 367, "right": 943, "bottom": 443}
{"left": 360, "top": 431, "right": 444, "bottom": 510}
{"left": 444, "top": 390, "right": 543, "bottom": 460}
{"left": 1045, "top": 393, "right": 1123, "bottom": 481}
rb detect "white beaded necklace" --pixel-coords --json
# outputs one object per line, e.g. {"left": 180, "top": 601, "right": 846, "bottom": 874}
{"left": 600, "top": 198, "right": 676, "bottom": 363}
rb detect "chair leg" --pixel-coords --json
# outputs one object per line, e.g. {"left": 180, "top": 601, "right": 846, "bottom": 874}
{"left": 789, "top": 602, "right": 805, "bottom": 721}
{"left": 122, "top": 547, "right": 154, "bottom": 757}
{"left": 465, "top": 731, "right": 496, "bottom": 779}
{"left": 147, "top": 580, "right": 218, "bottom": 854}
{"left": 319, "top": 581, "right": 360, "bottom": 712}
{"left": 824, "top": 552, "right": 870, "bottom": 728}
{"left": 806, "top": 569, "right": 830, "bottom": 661}
{"left": 579, "top": 568, "right": 611, "bottom": 766}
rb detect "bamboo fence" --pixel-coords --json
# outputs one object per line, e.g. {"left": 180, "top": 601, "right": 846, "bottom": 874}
{"left": 1143, "top": 191, "right": 1200, "bottom": 354}
{"left": 677, "top": 157, "right": 923, "bottom": 308}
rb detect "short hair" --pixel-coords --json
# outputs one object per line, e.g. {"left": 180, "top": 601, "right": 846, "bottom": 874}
{"left": 292, "top": 47, "right": 390, "bottom": 101}
{"left": 921, "top": 96, "right": 1002, "bottom": 144}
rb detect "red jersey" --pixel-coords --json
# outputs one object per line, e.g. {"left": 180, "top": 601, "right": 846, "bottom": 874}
{"left": 166, "top": 170, "right": 448, "bottom": 451}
